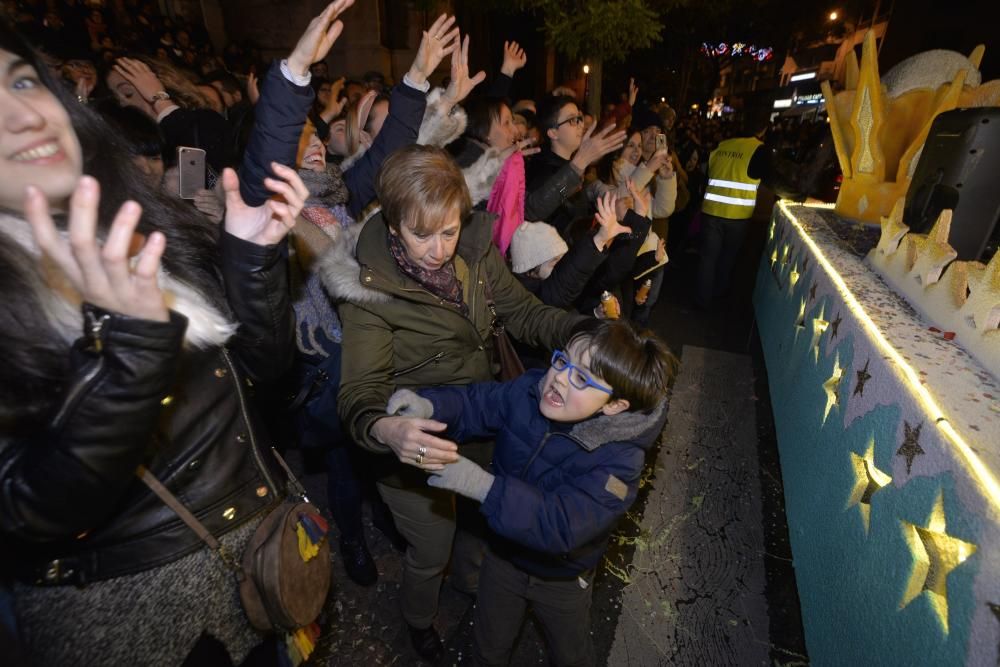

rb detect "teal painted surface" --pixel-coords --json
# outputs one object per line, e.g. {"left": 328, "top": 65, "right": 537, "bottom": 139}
{"left": 752, "top": 221, "right": 982, "bottom": 666}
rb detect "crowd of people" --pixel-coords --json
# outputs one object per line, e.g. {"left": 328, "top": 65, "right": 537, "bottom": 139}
{"left": 0, "top": 1, "right": 822, "bottom": 665}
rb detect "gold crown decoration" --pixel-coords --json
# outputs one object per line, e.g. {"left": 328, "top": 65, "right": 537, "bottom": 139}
{"left": 867, "top": 197, "right": 1000, "bottom": 376}
{"left": 822, "top": 32, "right": 998, "bottom": 224}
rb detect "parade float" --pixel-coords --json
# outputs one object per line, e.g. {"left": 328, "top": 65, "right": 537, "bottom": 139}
{"left": 754, "top": 31, "right": 1000, "bottom": 666}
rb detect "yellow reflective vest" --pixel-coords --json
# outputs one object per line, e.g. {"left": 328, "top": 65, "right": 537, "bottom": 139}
{"left": 701, "top": 137, "right": 763, "bottom": 220}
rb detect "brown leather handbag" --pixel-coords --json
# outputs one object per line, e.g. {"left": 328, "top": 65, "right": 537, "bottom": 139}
{"left": 137, "top": 449, "right": 331, "bottom": 633}
{"left": 485, "top": 293, "right": 526, "bottom": 382}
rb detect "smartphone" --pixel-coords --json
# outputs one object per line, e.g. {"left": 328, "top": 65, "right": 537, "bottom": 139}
{"left": 177, "top": 146, "right": 206, "bottom": 199}
{"left": 655, "top": 132, "right": 667, "bottom": 153}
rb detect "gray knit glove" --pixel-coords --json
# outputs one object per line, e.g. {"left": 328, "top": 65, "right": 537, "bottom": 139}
{"left": 386, "top": 388, "right": 434, "bottom": 419}
{"left": 428, "top": 456, "right": 495, "bottom": 502}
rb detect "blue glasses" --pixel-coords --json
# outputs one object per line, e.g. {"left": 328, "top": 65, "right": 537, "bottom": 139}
{"left": 550, "top": 350, "right": 613, "bottom": 394}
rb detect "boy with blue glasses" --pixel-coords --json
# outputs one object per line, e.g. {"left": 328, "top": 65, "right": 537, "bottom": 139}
{"left": 385, "top": 319, "right": 676, "bottom": 666}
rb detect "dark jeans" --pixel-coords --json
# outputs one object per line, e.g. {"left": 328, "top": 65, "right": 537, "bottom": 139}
{"left": 696, "top": 213, "right": 748, "bottom": 308}
{"left": 473, "top": 549, "right": 595, "bottom": 667}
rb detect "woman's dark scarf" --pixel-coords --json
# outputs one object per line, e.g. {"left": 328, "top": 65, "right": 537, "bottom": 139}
{"left": 387, "top": 231, "right": 467, "bottom": 315}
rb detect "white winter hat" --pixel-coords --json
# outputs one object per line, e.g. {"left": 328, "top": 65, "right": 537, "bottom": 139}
{"left": 510, "top": 221, "right": 569, "bottom": 274}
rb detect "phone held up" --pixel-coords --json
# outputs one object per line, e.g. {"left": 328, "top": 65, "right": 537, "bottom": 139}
{"left": 655, "top": 132, "right": 667, "bottom": 153}
{"left": 177, "top": 146, "right": 206, "bottom": 199}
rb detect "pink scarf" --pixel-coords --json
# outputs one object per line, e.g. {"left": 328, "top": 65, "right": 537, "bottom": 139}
{"left": 486, "top": 151, "right": 525, "bottom": 256}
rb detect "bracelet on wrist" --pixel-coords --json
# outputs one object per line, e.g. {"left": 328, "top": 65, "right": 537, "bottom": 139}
{"left": 148, "top": 90, "right": 171, "bottom": 104}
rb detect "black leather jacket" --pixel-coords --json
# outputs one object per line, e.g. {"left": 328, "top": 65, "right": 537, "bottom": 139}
{"left": 0, "top": 232, "right": 294, "bottom": 586}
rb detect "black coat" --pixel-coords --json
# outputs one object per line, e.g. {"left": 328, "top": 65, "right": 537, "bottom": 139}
{"left": 524, "top": 148, "right": 588, "bottom": 232}
{"left": 0, "top": 230, "right": 293, "bottom": 585}
{"left": 516, "top": 233, "right": 607, "bottom": 310}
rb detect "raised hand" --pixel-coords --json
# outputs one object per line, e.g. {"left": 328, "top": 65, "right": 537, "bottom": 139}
{"left": 24, "top": 177, "right": 168, "bottom": 322}
{"left": 223, "top": 164, "right": 308, "bottom": 246}
{"left": 287, "top": 0, "right": 356, "bottom": 78}
{"left": 371, "top": 416, "right": 459, "bottom": 471}
{"left": 628, "top": 77, "right": 638, "bottom": 107}
{"left": 193, "top": 188, "right": 224, "bottom": 224}
{"left": 627, "top": 178, "right": 652, "bottom": 218}
{"left": 113, "top": 57, "right": 165, "bottom": 102}
{"left": 593, "top": 191, "right": 632, "bottom": 249}
{"left": 442, "top": 34, "right": 486, "bottom": 108}
{"left": 321, "top": 76, "right": 347, "bottom": 121}
{"left": 571, "top": 124, "right": 627, "bottom": 172}
{"left": 500, "top": 136, "right": 541, "bottom": 161}
{"left": 406, "top": 14, "right": 460, "bottom": 86}
{"left": 500, "top": 40, "right": 527, "bottom": 77}
{"left": 645, "top": 148, "right": 669, "bottom": 174}
{"left": 246, "top": 72, "right": 260, "bottom": 106}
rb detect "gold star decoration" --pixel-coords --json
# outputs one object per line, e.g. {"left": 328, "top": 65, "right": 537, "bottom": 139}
{"left": 830, "top": 312, "right": 843, "bottom": 340}
{"left": 899, "top": 491, "right": 978, "bottom": 634}
{"left": 770, "top": 248, "right": 779, "bottom": 268}
{"left": 847, "top": 439, "right": 892, "bottom": 534}
{"left": 822, "top": 354, "right": 844, "bottom": 424}
{"left": 875, "top": 198, "right": 909, "bottom": 258}
{"left": 768, "top": 220, "right": 775, "bottom": 241}
{"left": 810, "top": 305, "right": 829, "bottom": 363}
{"left": 897, "top": 420, "right": 925, "bottom": 475}
{"left": 853, "top": 358, "right": 872, "bottom": 397}
{"left": 957, "top": 251, "right": 1000, "bottom": 332}
{"left": 781, "top": 243, "right": 791, "bottom": 266}
{"left": 907, "top": 210, "right": 957, "bottom": 288}
{"left": 794, "top": 298, "right": 807, "bottom": 338}
{"left": 789, "top": 263, "right": 801, "bottom": 289}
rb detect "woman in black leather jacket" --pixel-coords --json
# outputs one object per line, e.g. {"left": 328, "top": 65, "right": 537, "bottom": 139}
{"left": 0, "top": 21, "right": 311, "bottom": 666}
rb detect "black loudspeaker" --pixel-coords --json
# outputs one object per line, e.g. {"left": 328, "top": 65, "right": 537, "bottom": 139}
{"left": 904, "top": 107, "right": 1000, "bottom": 262}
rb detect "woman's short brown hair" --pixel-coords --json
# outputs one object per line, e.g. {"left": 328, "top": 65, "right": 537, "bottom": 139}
{"left": 567, "top": 319, "right": 678, "bottom": 412}
{"left": 376, "top": 145, "right": 472, "bottom": 234}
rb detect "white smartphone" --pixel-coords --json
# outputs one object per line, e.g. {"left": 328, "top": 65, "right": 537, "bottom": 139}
{"left": 655, "top": 132, "right": 667, "bottom": 153}
{"left": 177, "top": 146, "right": 206, "bottom": 199}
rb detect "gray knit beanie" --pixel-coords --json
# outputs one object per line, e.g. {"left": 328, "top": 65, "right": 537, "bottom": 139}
{"left": 510, "top": 221, "right": 569, "bottom": 274}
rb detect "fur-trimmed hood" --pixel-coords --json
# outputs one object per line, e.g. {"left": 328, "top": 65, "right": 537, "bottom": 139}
{"left": 315, "top": 211, "right": 497, "bottom": 307}
{"left": 0, "top": 212, "right": 236, "bottom": 350}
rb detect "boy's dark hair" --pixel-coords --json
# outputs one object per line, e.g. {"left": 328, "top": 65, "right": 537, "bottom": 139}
{"left": 567, "top": 319, "right": 677, "bottom": 412}
{"left": 536, "top": 94, "right": 577, "bottom": 132}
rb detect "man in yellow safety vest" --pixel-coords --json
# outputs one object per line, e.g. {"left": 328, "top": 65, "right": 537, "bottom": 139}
{"left": 695, "top": 114, "right": 793, "bottom": 309}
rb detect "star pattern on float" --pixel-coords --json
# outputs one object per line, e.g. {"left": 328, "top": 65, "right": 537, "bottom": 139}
{"left": 907, "top": 210, "right": 957, "bottom": 288}
{"left": 822, "top": 354, "right": 844, "bottom": 424}
{"left": 830, "top": 312, "right": 843, "bottom": 340}
{"left": 896, "top": 420, "right": 925, "bottom": 475}
{"left": 853, "top": 358, "right": 872, "bottom": 397}
{"left": 957, "top": 251, "right": 1000, "bottom": 332}
{"left": 847, "top": 439, "right": 891, "bottom": 534}
{"left": 810, "top": 305, "right": 829, "bottom": 363}
{"left": 899, "top": 491, "right": 978, "bottom": 634}
{"left": 875, "top": 198, "right": 909, "bottom": 257}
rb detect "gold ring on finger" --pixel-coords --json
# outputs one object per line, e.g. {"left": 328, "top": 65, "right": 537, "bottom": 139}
{"left": 415, "top": 454, "right": 423, "bottom": 464}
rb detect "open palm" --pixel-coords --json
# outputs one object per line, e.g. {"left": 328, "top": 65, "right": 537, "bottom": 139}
{"left": 223, "top": 164, "right": 308, "bottom": 246}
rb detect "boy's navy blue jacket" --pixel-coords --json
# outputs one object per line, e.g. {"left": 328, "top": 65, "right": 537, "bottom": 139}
{"left": 419, "top": 369, "right": 667, "bottom": 578}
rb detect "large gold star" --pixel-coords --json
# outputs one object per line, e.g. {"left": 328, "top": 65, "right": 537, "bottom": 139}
{"left": 899, "top": 491, "right": 978, "bottom": 634}
{"left": 847, "top": 439, "right": 891, "bottom": 534}
{"left": 789, "top": 263, "right": 801, "bottom": 290}
{"left": 958, "top": 251, "right": 1000, "bottom": 332}
{"left": 810, "top": 304, "right": 829, "bottom": 363}
{"left": 822, "top": 354, "right": 844, "bottom": 424}
{"left": 875, "top": 198, "right": 909, "bottom": 258}
{"left": 907, "top": 210, "right": 957, "bottom": 287}
{"left": 794, "top": 297, "right": 807, "bottom": 340}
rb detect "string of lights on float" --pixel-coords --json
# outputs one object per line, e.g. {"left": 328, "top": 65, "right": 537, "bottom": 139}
{"left": 700, "top": 41, "right": 774, "bottom": 61}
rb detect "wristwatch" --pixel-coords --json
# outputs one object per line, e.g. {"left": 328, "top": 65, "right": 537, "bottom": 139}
{"left": 149, "top": 90, "right": 171, "bottom": 104}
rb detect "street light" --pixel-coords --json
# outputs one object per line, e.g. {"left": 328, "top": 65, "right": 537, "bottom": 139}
{"left": 828, "top": 10, "right": 838, "bottom": 20}
{"left": 583, "top": 64, "right": 590, "bottom": 75}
